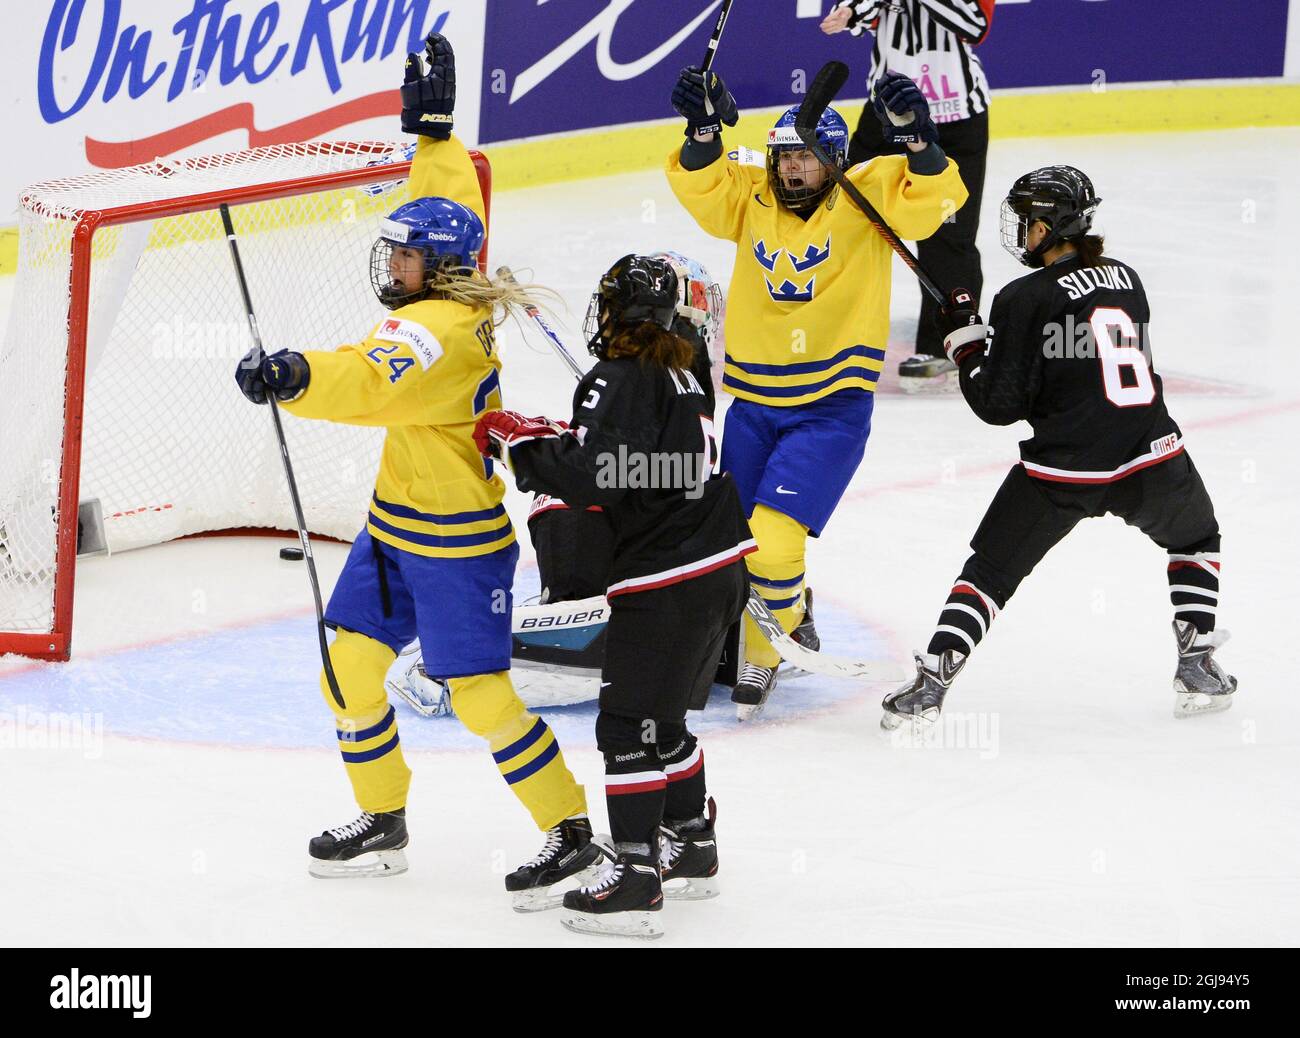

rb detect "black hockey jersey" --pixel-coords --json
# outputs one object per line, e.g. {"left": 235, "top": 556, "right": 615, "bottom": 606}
{"left": 957, "top": 254, "right": 1183, "bottom": 484}
{"left": 508, "top": 356, "right": 754, "bottom": 596}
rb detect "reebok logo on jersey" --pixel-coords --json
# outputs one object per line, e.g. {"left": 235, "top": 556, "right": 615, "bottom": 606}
{"left": 775, "top": 486, "right": 797, "bottom": 495}
{"left": 374, "top": 318, "right": 443, "bottom": 370}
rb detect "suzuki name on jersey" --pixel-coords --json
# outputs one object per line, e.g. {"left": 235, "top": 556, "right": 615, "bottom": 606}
{"left": 1056, "top": 264, "right": 1134, "bottom": 300}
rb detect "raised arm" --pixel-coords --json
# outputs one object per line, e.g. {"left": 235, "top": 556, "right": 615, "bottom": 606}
{"left": 400, "top": 32, "right": 485, "bottom": 221}
{"left": 664, "top": 67, "right": 754, "bottom": 243}
{"left": 849, "top": 72, "right": 969, "bottom": 241}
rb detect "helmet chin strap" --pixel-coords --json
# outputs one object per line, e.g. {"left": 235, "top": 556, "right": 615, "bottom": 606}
{"left": 1021, "top": 216, "right": 1057, "bottom": 268}
{"left": 586, "top": 312, "right": 615, "bottom": 360}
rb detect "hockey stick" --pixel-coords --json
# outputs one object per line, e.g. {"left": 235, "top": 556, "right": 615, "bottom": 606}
{"left": 504, "top": 277, "right": 902, "bottom": 683}
{"left": 795, "top": 61, "right": 947, "bottom": 305}
{"left": 744, "top": 591, "right": 903, "bottom": 683}
{"left": 219, "top": 203, "right": 346, "bottom": 710}
{"left": 693, "top": 0, "right": 736, "bottom": 133}
{"left": 496, "top": 266, "right": 586, "bottom": 380}
{"left": 701, "top": 0, "right": 734, "bottom": 72}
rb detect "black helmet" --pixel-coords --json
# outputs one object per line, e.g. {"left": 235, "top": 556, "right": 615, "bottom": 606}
{"left": 1000, "top": 165, "right": 1101, "bottom": 268}
{"left": 583, "top": 254, "right": 679, "bottom": 359}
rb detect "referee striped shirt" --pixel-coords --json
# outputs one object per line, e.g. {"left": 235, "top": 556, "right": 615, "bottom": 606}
{"left": 834, "top": 1, "right": 992, "bottom": 123}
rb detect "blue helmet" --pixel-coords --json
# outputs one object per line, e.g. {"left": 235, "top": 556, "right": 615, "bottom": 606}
{"left": 369, "top": 196, "right": 486, "bottom": 309}
{"left": 766, "top": 104, "right": 849, "bottom": 211}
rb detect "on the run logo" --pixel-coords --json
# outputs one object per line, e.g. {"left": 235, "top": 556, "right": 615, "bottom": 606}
{"left": 1114, "top": 998, "right": 1250, "bottom": 1013}
{"left": 50, "top": 969, "right": 151, "bottom": 1018}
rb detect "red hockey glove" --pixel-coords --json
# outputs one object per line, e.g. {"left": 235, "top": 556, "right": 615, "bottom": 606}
{"left": 472, "top": 411, "right": 565, "bottom": 461}
{"left": 939, "top": 287, "right": 986, "bottom": 366}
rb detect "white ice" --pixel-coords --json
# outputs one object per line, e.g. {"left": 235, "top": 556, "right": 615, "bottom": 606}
{"left": 2, "top": 127, "right": 1298, "bottom": 947}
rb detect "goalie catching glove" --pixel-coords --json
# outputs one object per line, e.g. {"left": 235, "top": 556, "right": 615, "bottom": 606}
{"left": 937, "top": 287, "right": 985, "bottom": 366}
{"left": 473, "top": 410, "right": 567, "bottom": 463}
{"left": 401, "top": 31, "right": 456, "bottom": 139}
{"left": 234, "top": 347, "right": 311, "bottom": 404}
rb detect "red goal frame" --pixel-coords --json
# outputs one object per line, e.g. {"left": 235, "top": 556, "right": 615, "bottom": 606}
{"left": 1, "top": 144, "right": 492, "bottom": 661}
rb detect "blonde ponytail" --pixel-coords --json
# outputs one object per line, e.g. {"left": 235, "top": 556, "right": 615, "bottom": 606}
{"left": 428, "top": 266, "right": 563, "bottom": 327}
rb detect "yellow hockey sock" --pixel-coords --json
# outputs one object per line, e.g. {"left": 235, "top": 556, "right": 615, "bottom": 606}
{"left": 743, "top": 504, "right": 809, "bottom": 668}
{"left": 323, "top": 629, "right": 412, "bottom": 814}
{"left": 448, "top": 672, "right": 587, "bottom": 831}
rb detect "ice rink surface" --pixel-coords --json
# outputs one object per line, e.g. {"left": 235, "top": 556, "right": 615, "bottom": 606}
{"left": 2, "top": 127, "right": 1298, "bottom": 946}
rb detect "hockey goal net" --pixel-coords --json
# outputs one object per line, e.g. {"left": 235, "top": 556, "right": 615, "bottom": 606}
{"left": 0, "top": 140, "right": 492, "bottom": 660}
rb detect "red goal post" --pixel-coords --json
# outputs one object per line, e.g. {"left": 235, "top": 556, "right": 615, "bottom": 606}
{"left": 0, "top": 140, "right": 492, "bottom": 661}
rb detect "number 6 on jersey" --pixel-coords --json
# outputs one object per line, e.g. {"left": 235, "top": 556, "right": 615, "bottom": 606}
{"left": 1091, "top": 305, "right": 1155, "bottom": 408}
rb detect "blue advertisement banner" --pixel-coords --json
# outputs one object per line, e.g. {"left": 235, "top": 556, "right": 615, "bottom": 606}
{"left": 479, "top": 0, "right": 1291, "bottom": 145}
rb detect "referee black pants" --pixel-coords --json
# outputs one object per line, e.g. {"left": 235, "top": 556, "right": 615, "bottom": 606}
{"left": 849, "top": 109, "right": 989, "bottom": 357}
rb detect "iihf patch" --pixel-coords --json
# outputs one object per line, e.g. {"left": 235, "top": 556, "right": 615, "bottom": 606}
{"left": 373, "top": 318, "right": 443, "bottom": 370}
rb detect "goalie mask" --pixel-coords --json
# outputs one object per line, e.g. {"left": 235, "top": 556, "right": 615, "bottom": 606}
{"left": 370, "top": 196, "right": 485, "bottom": 309}
{"left": 1000, "top": 166, "right": 1101, "bottom": 269}
{"left": 766, "top": 104, "right": 848, "bottom": 211}
{"left": 652, "top": 250, "right": 723, "bottom": 350}
{"left": 583, "top": 254, "right": 679, "bottom": 360}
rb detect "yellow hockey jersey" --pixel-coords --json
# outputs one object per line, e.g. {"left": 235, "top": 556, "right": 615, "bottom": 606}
{"left": 666, "top": 145, "right": 968, "bottom": 406}
{"left": 281, "top": 135, "right": 512, "bottom": 559}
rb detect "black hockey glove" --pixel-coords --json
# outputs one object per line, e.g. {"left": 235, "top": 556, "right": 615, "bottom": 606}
{"left": 262, "top": 350, "right": 311, "bottom": 402}
{"left": 236, "top": 347, "right": 310, "bottom": 404}
{"left": 938, "top": 288, "right": 985, "bottom": 365}
{"left": 235, "top": 346, "right": 269, "bottom": 404}
{"left": 401, "top": 32, "right": 455, "bottom": 139}
{"left": 872, "top": 71, "right": 939, "bottom": 147}
{"left": 672, "top": 66, "right": 738, "bottom": 137}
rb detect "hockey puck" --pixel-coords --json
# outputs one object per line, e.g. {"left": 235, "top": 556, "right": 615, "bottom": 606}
{"left": 279, "top": 545, "right": 305, "bottom": 561}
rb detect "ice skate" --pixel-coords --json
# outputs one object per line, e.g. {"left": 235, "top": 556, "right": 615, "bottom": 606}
{"left": 660, "top": 797, "right": 719, "bottom": 901}
{"left": 1172, "top": 620, "right": 1237, "bottom": 718}
{"left": 308, "top": 809, "right": 409, "bottom": 878}
{"left": 732, "top": 661, "right": 779, "bottom": 721}
{"left": 898, "top": 353, "right": 958, "bottom": 393}
{"left": 560, "top": 850, "right": 664, "bottom": 940}
{"left": 505, "top": 816, "right": 606, "bottom": 912}
{"left": 881, "top": 649, "right": 967, "bottom": 731}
